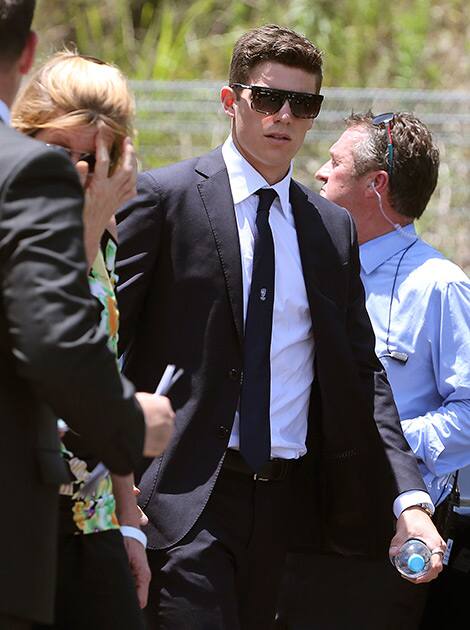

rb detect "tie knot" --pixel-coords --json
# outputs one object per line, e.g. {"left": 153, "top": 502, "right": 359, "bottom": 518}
{"left": 255, "top": 188, "right": 278, "bottom": 214}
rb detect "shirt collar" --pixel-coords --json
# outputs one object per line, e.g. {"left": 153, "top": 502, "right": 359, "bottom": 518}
{"left": 360, "top": 223, "right": 418, "bottom": 274}
{"left": 0, "top": 99, "right": 11, "bottom": 125}
{"left": 221, "top": 135, "right": 293, "bottom": 217}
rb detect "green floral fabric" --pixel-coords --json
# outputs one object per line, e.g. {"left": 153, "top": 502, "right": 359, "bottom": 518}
{"left": 59, "top": 238, "right": 121, "bottom": 535}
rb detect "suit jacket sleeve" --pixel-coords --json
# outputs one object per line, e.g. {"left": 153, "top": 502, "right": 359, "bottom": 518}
{"left": 345, "top": 213, "right": 427, "bottom": 495}
{"left": 0, "top": 145, "right": 144, "bottom": 475}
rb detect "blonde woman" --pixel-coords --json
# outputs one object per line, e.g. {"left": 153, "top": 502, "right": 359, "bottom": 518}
{"left": 12, "top": 52, "right": 161, "bottom": 629}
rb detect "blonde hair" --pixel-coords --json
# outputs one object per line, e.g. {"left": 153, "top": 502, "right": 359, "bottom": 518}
{"left": 12, "top": 50, "right": 135, "bottom": 171}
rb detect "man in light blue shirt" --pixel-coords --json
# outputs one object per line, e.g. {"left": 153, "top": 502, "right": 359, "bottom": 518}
{"left": 277, "top": 112, "right": 469, "bottom": 629}
{"left": 315, "top": 112, "right": 470, "bottom": 512}
{"left": 361, "top": 224, "right": 470, "bottom": 507}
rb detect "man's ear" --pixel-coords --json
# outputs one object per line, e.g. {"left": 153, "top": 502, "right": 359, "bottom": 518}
{"left": 365, "top": 170, "right": 388, "bottom": 197}
{"left": 18, "top": 31, "right": 37, "bottom": 76}
{"left": 221, "top": 86, "right": 236, "bottom": 119}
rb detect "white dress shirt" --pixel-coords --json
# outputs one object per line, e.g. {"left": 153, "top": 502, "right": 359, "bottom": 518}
{"left": 222, "top": 136, "right": 314, "bottom": 460}
{"left": 0, "top": 99, "right": 11, "bottom": 125}
{"left": 361, "top": 224, "right": 470, "bottom": 506}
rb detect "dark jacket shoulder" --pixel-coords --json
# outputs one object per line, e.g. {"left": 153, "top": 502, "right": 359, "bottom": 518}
{"left": 293, "top": 179, "right": 355, "bottom": 237}
{"left": 138, "top": 147, "right": 224, "bottom": 192}
{"left": 0, "top": 124, "right": 81, "bottom": 196}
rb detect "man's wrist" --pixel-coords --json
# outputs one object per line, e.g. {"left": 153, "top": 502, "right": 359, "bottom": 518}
{"left": 120, "top": 525, "right": 147, "bottom": 548}
{"left": 404, "top": 502, "right": 434, "bottom": 518}
{"left": 393, "top": 490, "right": 434, "bottom": 519}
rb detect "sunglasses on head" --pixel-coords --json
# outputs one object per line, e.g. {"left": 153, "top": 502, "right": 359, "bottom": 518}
{"left": 230, "top": 83, "right": 324, "bottom": 119}
{"left": 372, "top": 112, "right": 395, "bottom": 176}
{"left": 46, "top": 144, "right": 97, "bottom": 173}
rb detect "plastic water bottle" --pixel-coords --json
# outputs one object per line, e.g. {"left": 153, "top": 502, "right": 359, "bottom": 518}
{"left": 392, "top": 538, "right": 431, "bottom": 578}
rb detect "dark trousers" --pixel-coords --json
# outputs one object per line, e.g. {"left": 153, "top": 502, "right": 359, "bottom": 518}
{"left": 145, "top": 462, "right": 294, "bottom": 629}
{"left": 276, "top": 499, "right": 466, "bottom": 630}
{"left": 275, "top": 552, "right": 429, "bottom": 630}
{"left": 34, "top": 529, "right": 144, "bottom": 630}
{"left": 0, "top": 614, "right": 31, "bottom": 630}
{"left": 420, "top": 513, "right": 470, "bottom": 628}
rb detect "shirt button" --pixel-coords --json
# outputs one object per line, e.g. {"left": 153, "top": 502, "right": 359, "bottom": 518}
{"left": 216, "top": 426, "right": 230, "bottom": 439}
{"left": 228, "top": 368, "right": 240, "bottom": 381}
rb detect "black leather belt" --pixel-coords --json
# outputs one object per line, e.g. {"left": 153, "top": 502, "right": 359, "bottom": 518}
{"left": 223, "top": 449, "right": 294, "bottom": 481}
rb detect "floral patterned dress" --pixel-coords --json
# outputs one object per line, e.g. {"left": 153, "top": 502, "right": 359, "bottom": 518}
{"left": 59, "top": 237, "right": 121, "bottom": 535}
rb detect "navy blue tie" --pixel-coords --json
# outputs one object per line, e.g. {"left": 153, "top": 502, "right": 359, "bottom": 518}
{"left": 239, "top": 188, "right": 277, "bottom": 472}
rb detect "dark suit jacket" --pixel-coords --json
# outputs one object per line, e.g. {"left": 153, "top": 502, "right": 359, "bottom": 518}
{"left": 0, "top": 124, "right": 145, "bottom": 624}
{"left": 116, "top": 147, "right": 426, "bottom": 560}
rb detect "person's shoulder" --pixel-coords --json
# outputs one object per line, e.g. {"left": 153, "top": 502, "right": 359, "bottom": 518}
{"left": 292, "top": 178, "right": 354, "bottom": 232}
{"left": 0, "top": 125, "right": 43, "bottom": 170}
{"left": 409, "top": 237, "right": 469, "bottom": 288}
{"left": 138, "top": 147, "right": 224, "bottom": 193}
{"left": 0, "top": 126, "right": 76, "bottom": 182}
{"left": 293, "top": 179, "right": 350, "bottom": 214}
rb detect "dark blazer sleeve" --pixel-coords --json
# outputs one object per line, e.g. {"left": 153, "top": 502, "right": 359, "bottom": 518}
{"left": 344, "top": 213, "right": 426, "bottom": 495}
{"left": 0, "top": 145, "right": 144, "bottom": 475}
{"left": 116, "top": 170, "right": 164, "bottom": 355}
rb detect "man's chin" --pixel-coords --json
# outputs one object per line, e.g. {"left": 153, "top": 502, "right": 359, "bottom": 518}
{"left": 319, "top": 188, "right": 327, "bottom": 197}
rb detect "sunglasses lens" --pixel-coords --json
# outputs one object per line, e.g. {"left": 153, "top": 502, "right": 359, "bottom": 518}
{"left": 251, "top": 88, "right": 284, "bottom": 115}
{"left": 251, "top": 87, "right": 323, "bottom": 119}
{"left": 80, "top": 153, "right": 96, "bottom": 173}
{"left": 290, "top": 94, "right": 323, "bottom": 119}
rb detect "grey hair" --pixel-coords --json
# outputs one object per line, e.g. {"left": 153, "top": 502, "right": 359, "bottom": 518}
{"left": 345, "top": 111, "right": 440, "bottom": 220}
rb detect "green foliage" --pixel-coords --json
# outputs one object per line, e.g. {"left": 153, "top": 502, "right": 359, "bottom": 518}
{"left": 31, "top": 1, "right": 470, "bottom": 271}
{"left": 34, "top": 0, "right": 469, "bottom": 89}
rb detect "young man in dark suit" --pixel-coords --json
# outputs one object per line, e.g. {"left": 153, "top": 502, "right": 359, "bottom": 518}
{"left": 0, "top": 2, "right": 174, "bottom": 627}
{"left": 116, "top": 24, "right": 444, "bottom": 630}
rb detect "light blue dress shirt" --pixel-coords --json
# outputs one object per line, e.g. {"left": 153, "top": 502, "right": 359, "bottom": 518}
{"left": 360, "top": 224, "right": 470, "bottom": 505}
{"left": 0, "top": 98, "right": 11, "bottom": 125}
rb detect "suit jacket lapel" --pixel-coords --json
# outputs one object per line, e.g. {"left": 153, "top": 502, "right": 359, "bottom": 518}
{"left": 196, "top": 149, "right": 244, "bottom": 345}
{"left": 290, "top": 180, "right": 325, "bottom": 300}
{"left": 290, "top": 179, "right": 349, "bottom": 311}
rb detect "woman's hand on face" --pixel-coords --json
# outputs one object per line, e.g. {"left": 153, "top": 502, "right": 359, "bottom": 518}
{"left": 82, "top": 126, "right": 137, "bottom": 268}
{"left": 114, "top": 136, "right": 138, "bottom": 205}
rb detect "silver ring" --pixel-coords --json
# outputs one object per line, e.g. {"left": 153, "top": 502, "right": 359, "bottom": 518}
{"left": 430, "top": 548, "right": 444, "bottom": 556}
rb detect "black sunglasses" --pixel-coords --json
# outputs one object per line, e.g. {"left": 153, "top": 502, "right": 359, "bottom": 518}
{"left": 372, "top": 112, "right": 395, "bottom": 176}
{"left": 46, "top": 143, "right": 97, "bottom": 173}
{"left": 230, "top": 83, "right": 324, "bottom": 119}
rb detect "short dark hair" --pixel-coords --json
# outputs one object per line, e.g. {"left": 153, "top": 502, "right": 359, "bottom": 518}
{"left": 229, "top": 24, "right": 323, "bottom": 86}
{"left": 346, "top": 111, "right": 440, "bottom": 220}
{"left": 0, "top": 0, "right": 35, "bottom": 62}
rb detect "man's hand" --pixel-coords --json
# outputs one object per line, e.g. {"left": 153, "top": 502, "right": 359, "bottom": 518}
{"left": 122, "top": 536, "right": 151, "bottom": 609}
{"left": 135, "top": 393, "right": 175, "bottom": 457}
{"left": 390, "top": 507, "right": 446, "bottom": 584}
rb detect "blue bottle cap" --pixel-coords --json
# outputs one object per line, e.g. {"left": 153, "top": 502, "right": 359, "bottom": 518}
{"left": 407, "top": 553, "right": 426, "bottom": 573}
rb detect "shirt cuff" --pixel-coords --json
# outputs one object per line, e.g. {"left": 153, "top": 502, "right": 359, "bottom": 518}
{"left": 393, "top": 490, "right": 434, "bottom": 519}
{"left": 120, "top": 525, "right": 147, "bottom": 548}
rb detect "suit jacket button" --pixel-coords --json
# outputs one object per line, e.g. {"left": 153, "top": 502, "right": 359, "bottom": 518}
{"left": 217, "top": 426, "right": 230, "bottom": 439}
{"left": 228, "top": 368, "right": 240, "bottom": 381}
